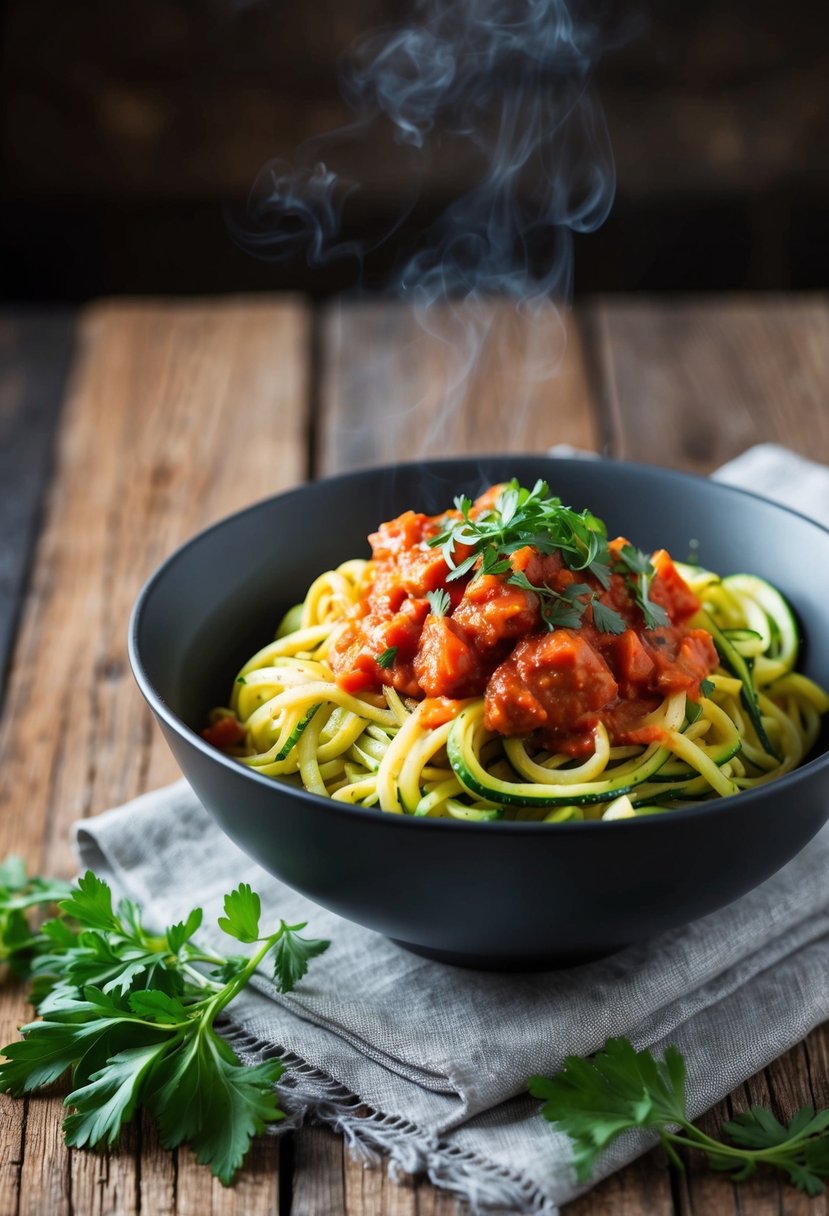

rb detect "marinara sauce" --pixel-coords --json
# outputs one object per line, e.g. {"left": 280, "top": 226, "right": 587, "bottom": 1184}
{"left": 329, "top": 489, "right": 718, "bottom": 756}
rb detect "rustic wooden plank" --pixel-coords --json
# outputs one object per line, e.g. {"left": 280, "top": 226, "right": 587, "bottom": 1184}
{"left": 0, "top": 983, "right": 35, "bottom": 1214}
{"left": 569, "top": 1152, "right": 674, "bottom": 1216}
{"left": 0, "top": 310, "right": 75, "bottom": 700}
{"left": 0, "top": 297, "right": 310, "bottom": 1216}
{"left": 290, "top": 1126, "right": 347, "bottom": 1215}
{"left": 343, "top": 1144, "right": 467, "bottom": 1215}
{"left": 588, "top": 295, "right": 829, "bottom": 473}
{"left": 317, "top": 300, "right": 598, "bottom": 475}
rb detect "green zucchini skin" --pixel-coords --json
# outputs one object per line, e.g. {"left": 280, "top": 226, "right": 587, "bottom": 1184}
{"left": 647, "top": 733, "right": 741, "bottom": 781}
{"left": 275, "top": 704, "right": 320, "bottom": 761}
{"left": 703, "top": 611, "right": 782, "bottom": 761}
{"left": 446, "top": 706, "right": 671, "bottom": 807}
{"left": 721, "top": 574, "right": 799, "bottom": 671}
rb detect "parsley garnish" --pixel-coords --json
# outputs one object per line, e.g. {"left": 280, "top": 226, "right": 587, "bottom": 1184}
{"left": 589, "top": 599, "right": 627, "bottom": 636}
{"left": 700, "top": 677, "right": 715, "bottom": 698}
{"left": 615, "top": 545, "right": 670, "bottom": 630}
{"left": 426, "top": 588, "right": 451, "bottom": 618}
{"left": 376, "top": 646, "right": 398, "bottom": 669}
{"left": 0, "top": 857, "right": 73, "bottom": 976}
{"left": 530, "top": 1037, "right": 829, "bottom": 1196}
{"left": 428, "top": 480, "right": 612, "bottom": 588}
{"left": 509, "top": 572, "right": 626, "bottom": 636}
{"left": 428, "top": 481, "right": 668, "bottom": 631}
{"left": 0, "top": 864, "right": 330, "bottom": 1185}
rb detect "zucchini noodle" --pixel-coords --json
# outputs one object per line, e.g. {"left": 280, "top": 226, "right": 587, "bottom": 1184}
{"left": 206, "top": 560, "right": 828, "bottom": 823}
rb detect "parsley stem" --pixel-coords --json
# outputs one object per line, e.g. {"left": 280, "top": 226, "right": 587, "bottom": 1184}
{"left": 205, "top": 933, "right": 282, "bottom": 1022}
{"left": 658, "top": 1133, "right": 685, "bottom": 1172}
{"left": 665, "top": 1126, "right": 809, "bottom": 1164}
{"left": 181, "top": 962, "right": 224, "bottom": 992}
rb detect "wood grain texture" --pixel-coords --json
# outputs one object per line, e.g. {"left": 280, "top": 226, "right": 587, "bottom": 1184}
{"left": 588, "top": 295, "right": 829, "bottom": 473}
{"left": 344, "top": 1144, "right": 466, "bottom": 1215}
{"left": 0, "top": 297, "right": 310, "bottom": 1216}
{"left": 317, "top": 299, "right": 598, "bottom": 475}
{"left": 0, "top": 310, "right": 75, "bottom": 699}
{"left": 569, "top": 1151, "right": 675, "bottom": 1216}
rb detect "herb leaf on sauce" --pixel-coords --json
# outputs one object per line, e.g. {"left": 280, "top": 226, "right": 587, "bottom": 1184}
{"left": 428, "top": 482, "right": 666, "bottom": 631}
{"left": 426, "top": 588, "right": 451, "bottom": 618}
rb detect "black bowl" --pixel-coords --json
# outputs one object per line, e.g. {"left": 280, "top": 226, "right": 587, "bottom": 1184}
{"left": 129, "top": 457, "right": 829, "bottom": 968}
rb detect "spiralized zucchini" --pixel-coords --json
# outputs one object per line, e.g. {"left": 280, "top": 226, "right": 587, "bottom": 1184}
{"left": 205, "top": 560, "right": 828, "bottom": 823}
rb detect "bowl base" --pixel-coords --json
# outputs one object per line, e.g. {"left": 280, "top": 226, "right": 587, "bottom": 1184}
{"left": 389, "top": 937, "right": 624, "bottom": 972}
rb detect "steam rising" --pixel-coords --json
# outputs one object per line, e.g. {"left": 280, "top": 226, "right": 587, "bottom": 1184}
{"left": 236, "top": 0, "right": 617, "bottom": 459}
{"left": 242, "top": 0, "right": 613, "bottom": 304}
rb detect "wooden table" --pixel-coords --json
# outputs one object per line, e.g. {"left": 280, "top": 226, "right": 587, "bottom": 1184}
{"left": 1, "top": 294, "right": 828, "bottom": 1215}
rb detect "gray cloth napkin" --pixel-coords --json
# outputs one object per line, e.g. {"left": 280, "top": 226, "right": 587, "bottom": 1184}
{"left": 76, "top": 445, "right": 829, "bottom": 1215}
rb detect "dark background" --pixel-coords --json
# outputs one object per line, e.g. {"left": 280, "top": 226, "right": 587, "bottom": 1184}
{"left": 2, "top": 0, "right": 827, "bottom": 302}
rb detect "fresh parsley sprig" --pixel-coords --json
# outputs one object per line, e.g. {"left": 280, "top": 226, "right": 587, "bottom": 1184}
{"left": 0, "top": 866, "right": 330, "bottom": 1184}
{"left": 615, "top": 545, "right": 670, "bottom": 630}
{"left": 428, "top": 480, "right": 613, "bottom": 589}
{"left": 0, "top": 856, "right": 73, "bottom": 977}
{"left": 427, "top": 481, "right": 669, "bottom": 632}
{"left": 530, "top": 1037, "right": 829, "bottom": 1196}
{"left": 509, "top": 572, "right": 626, "bottom": 636}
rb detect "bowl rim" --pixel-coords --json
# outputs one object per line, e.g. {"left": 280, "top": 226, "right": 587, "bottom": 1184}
{"left": 128, "top": 454, "right": 829, "bottom": 836}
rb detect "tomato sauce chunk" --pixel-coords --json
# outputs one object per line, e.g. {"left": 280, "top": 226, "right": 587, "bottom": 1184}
{"left": 485, "top": 630, "right": 618, "bottom": 736}
{"left": 327, "top": 488, "right": 719, "bottom": 748}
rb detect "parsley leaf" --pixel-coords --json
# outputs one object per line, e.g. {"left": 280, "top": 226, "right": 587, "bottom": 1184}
{"left": 508, "top": 570, "right": 584, "bottom": 630}
{"left": 217, "top": 883, "right": 261, "bottom": 944}
{"left": 428, "top": 480, "right": 613, "bottom": 587}
{"left": 0, "top": 864, "right": 330, "bottom": 1185}
{"left": 0, "top": 859, "right": 73, "bottom": 975}
{"left": 616, "top": 545, "right": 670, "bottom": 631}
{"left": 58, "top": 870, "right": 123, "bottom": 932}
{"left": 426, "top": 588, "right": 451, "bottom": 618}
{"left": 530, "top": 1037, "right": 829, "bottom": 1195}
{"left": 589, "top": 598, "right": 627, "bottom": 636}
{"left": 426, "top": 481, "right": 670, "bottom": 633}
{"left": 376, "top": 646, "right": 398, "bottom": 669}
{"left": 509, "top": 572, "right": 626, "bottom": 636}
{"left": 272, "top": 921, "right": 331, "bottom": 993}
{"left": 700, "top": 677, "right": 715, "bottom": 698}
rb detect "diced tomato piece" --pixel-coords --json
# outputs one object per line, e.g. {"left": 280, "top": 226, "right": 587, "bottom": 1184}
{"left": 335, "top": 651, "right": 380, "bottom": 694}
{"left": 414, "top": 616, "right": 483, "bottom": 697}
{"left": 471, "top": 484, "right": 507, "bottom": 514}
{"left": 614, "top": 629, "right": 656, "bottom": 696}
{"left": 369, "top": 511, "right": 433, "bottom": 560}
{"left": 650, "top": 550, "right": 700, "bottom": 622}
{"left": 202, "top": 717, "right": 246, "bottom": 749}
{"left": 453, "top": 576, "right": 539, "bottom": 648}
{"left": 383, "top": 598, "right": 430, "bottom": 654}
{"left": 399, "top": 547, "right": 451, "bottom": 597}
{"left": 655, "top": 628, "right": 718, "bottom": 694}
{"left": 509, "top": 546, "right": 564, "bottom": 588}
{"left": 485, "top": 629, "right": 618, "bottom": 735}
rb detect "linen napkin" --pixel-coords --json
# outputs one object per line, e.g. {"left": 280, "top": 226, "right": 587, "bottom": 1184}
{"left": 75, "top": 445, "right": 829, "bottom": 1215}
